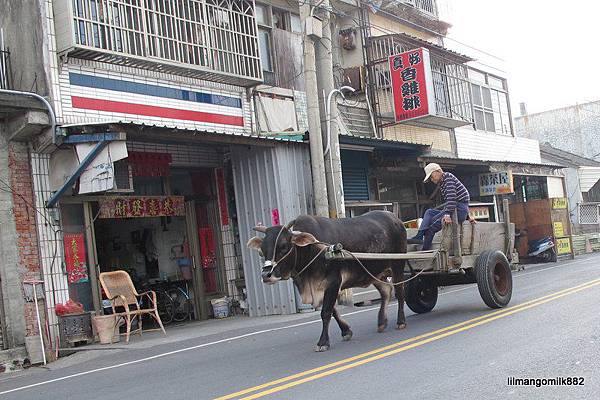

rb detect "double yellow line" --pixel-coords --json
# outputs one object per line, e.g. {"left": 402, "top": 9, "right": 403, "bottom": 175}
{"left": 216, "top": 277, "right": 600, "bottom": 400}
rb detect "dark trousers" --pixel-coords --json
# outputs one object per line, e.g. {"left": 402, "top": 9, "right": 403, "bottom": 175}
{"left": 419, "top": 203, "right": 469, "bottom": 250}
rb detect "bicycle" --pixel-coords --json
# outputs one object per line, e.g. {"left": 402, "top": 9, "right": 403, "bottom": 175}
{"left": 155, "top": 288, "right": 175, "bottom": 325}
{"left": 136, "top": 280, "right": 175, "bottom": 325}
{"left": 164, "top": 283, "right": 192, "bottom": 323}
{"left": 142, "top": 280, "right": 192, "bottom": 324}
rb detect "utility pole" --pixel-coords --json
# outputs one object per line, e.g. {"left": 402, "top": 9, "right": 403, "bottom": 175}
{"left": 313, "top": 1, "right": 352, "bottom": 305}
{"left": 300, "top": 2, "right": 329, "bottom": 217}
{"left": 315, "top": 0, "right": 346, "bottom": 219}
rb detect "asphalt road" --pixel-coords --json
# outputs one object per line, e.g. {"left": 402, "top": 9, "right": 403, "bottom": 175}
{"left": 2, "top": 254, "right": 600, "bottom": 400}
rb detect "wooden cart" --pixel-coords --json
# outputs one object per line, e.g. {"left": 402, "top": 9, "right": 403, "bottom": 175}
{"left": 324, "top": 200, "right": 516, "bottom": 314}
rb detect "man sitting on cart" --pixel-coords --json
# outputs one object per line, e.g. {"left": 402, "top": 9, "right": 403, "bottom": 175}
{"left": 409, "top": 163, "right": 471, "bottom": 250}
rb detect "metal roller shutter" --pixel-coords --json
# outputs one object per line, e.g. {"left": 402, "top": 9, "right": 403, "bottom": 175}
{"left": 341, "top": 150, "right": 370, "bottom": 201}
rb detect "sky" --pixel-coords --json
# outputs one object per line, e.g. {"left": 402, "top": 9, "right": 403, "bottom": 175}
{"left": 440, "top": 0, "right": 600, "bottom": 115}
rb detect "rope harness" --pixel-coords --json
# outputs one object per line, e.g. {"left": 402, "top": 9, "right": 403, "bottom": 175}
{"left": 263, "top": 221, "right": 450, "bottom": 286}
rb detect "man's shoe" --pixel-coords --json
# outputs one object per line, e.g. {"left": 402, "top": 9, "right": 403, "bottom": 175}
{"left": 407, "top": 237, "right": 423, "bottom": 245}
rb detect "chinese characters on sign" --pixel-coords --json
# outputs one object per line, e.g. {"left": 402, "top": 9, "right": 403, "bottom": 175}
{"left": 553, "top": 222, "right": 565, "bottom": 237}
{"left": 552, "top": 198, "right": 567, "bottom": 209}
{"left": 555, "top": 237, "right": 572, "bottom": 255}
{"left": 63, "top": 233, "right": 89, "bottom": 284}
{"left": 99, "top": 196, "right": 185, "bottom": 218}
{"left": 389, "top": 47, "right": 434, "bottom": 122}
{"left": 479, "top": 171, "right": 514, "bottom": 196}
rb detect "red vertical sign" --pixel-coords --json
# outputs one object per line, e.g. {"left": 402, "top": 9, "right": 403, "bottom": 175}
{"left": 63, "top": 233, "right": 89, "bottom": 284}
{"left": 215, "top": 168, "right": 229, "bottom": 225}
{"left": 271, "top": 209, "right": 280, "bottom": 226}
{"left": 389, "top": 47, "right": 433, "bottom": 122}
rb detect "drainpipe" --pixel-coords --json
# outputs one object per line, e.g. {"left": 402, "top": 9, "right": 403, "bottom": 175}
{"left": 0, "top": 89, "right": 59, "bottom": 144}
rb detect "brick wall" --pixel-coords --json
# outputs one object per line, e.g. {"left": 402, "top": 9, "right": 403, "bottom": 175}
{"left": 7, "top": 142, "right": 45, "bottom": 338}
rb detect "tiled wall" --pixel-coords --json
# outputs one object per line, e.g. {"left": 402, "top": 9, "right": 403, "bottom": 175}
{"left": 383, "top": 124, "right": 453, "bottom": 154}
{"left": 57, "top": 59, "right": 253, "bottom": 135}
{"left": 293, "top": 91, "right": 309, "bottom": 133}
{"left": 44, "top": 0, "right": 63, "bottom": 120}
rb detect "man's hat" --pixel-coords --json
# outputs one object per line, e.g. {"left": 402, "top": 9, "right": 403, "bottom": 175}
{"left": 423, "top": 163, "right": 442, "bottom": 182}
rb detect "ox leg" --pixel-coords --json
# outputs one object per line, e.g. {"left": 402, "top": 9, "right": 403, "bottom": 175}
{"left": 373, "top": 279, "right": 392, "bottom": 332}
{"left": 392, "top": 264, "right": 407, "bottom": 330}
{"left": 316, "top": 275, "right": 342, "bottom": 352}
{"left": 333, "top": 306, "right": 353, "bottom": 341}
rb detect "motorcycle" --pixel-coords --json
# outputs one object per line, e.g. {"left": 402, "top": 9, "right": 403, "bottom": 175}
{"left": 528, "top": 236, "right": 557, "bottom": 263}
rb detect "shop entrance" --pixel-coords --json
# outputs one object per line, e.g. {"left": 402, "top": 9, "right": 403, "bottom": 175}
{"left": 91, "top": 168, "right": 224, "bottom": 324}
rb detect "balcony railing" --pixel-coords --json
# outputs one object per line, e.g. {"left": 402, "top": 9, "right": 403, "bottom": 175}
{"left": 366, "top": 34, "right": 473, "bottom": 130}
{"left": 400, "top": 0, "right": 438, "bottom": 18}
{"left": 0, "top": 30, "right": 11, "bottom": 90}
{"left": 54, "top": 0, "right": 262, "bottom": 87}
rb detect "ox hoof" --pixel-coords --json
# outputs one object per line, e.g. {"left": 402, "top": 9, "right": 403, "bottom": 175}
{"left": 342, "top": 330, "right": 353, "bottom": 341}
{"left": 314, "top": 345, "right": 330, "bottom": 352}
{"left": 396, "top": 323, "right": 407, "bottom": 330}
{"left": 377, "top": 320, "right": 388, "bottom": 333}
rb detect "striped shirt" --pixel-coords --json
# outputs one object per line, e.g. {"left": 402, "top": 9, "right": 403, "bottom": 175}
{"left": 440, "top": 172, "right": 470, "bottom": 215}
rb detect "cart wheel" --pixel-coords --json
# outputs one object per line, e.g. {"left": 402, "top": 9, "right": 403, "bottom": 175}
{"left": 475, "top": 250, "right": 512, "bottom": 309}
{"left": 405, "top": 276, "right": 438, "bottom": 314}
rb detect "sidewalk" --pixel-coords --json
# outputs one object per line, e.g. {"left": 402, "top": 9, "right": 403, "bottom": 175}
{"left": 24, "top": 306, "right": 341, "bottom": 373}
{"left": 85, "top": 309, "right": 325, "bottom": 351}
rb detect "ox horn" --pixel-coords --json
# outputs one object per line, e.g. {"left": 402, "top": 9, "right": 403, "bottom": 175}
{"left": 253, "top": 225, "right": 267, "bottom": 233}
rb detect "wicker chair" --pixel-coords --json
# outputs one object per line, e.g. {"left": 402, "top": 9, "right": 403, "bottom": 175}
{"left": 99, "top": 271, "right": 166, "bottom": 343}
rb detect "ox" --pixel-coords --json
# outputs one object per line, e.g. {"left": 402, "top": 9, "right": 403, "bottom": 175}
{"left": 247, "top": 210, "right": 408, "bottom": 351}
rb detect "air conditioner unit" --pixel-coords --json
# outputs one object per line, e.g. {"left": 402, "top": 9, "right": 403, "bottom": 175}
{"left": 305, "top": 15, "right": 323, "bottom": 39}
{"left": 108, "top": 159, "right": 134, "bottom": 193}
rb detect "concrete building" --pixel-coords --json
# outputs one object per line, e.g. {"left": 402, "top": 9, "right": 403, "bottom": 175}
{"left": 515, "top": 100, "right": 600, "bottom": 161}
{"left": 325, "top": 1, "right": 560, "bottom": 222}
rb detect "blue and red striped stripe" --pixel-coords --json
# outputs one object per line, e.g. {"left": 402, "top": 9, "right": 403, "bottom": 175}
{"left": 71, "top": 97, "right": 245, "bottom": 127}
{"left": 69, "top": 73, "right": 242, "bottom": 108}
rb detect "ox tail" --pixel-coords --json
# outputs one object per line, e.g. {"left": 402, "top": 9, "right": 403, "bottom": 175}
{"left": 397, "top": 220, "right": 408, "bottom": 254}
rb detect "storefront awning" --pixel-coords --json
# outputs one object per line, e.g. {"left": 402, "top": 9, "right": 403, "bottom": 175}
{"left": 60, "top": 121, "right": 305, "bottom": 147}
{"left": 339, "top": 134, "right": 428, "bottom": 154}
{"left": 46, "top": 132, "right": 126, "bottom": 207}
{"left": 579, "top": 166, "right": 600, "bottom": 192}
{"left": 419, "top": 155, "right": 565, "bottom": 172}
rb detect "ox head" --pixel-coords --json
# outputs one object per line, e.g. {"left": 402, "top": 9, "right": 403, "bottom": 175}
{"left": 247, "top": 225, "right": 318, "bottom": 284}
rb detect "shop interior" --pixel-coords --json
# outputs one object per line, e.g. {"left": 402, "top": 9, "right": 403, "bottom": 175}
{"left": 93, "top": 167, "right": 223, "bottom": 324}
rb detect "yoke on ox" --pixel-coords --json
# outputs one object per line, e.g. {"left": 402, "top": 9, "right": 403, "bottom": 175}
{"left": 247, "top": 211, "right": 408, "bottom": 352}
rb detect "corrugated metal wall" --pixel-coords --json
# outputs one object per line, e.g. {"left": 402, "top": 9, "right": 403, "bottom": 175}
{"left": 231, "top": 142, "right": 314, "bottom": 317}
{"left": 579, "top": 167, "right": 600, "bottom": 193}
